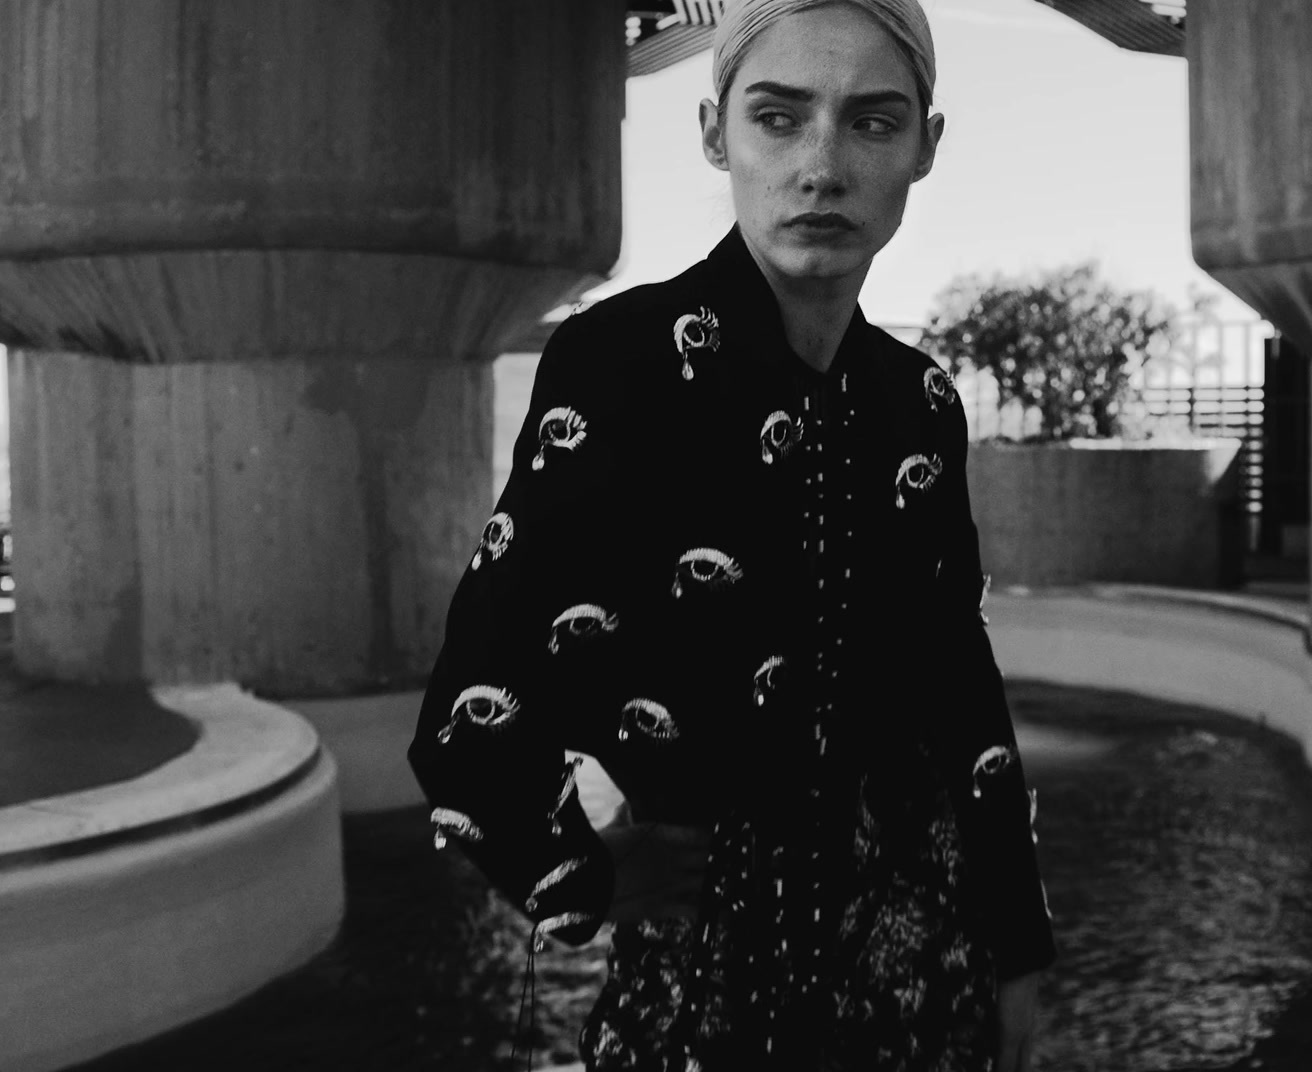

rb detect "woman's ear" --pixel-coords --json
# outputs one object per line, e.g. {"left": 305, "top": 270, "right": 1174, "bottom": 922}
{"left": 913, "top": 112, "right": 945, "bottom": 183}
{"left": 699, "top": 98, "right": 730, "bottom": 172}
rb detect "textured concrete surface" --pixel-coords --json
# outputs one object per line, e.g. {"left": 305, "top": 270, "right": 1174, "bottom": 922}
{"left": 9, "top": 352, "right": 493, "bottom": 692}
{"left": 1189, "top": 0, "right": 1312, "bottom": 352}
{"left": 0, "top": 0, "right": 623, "bottom": 361}
{"left": 969, "top": 440, "right": 1244, "bottom": 589}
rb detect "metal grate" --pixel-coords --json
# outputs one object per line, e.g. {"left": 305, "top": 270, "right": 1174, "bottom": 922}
{"left": 625, "top": 0, "right": 725, "bottom": 77}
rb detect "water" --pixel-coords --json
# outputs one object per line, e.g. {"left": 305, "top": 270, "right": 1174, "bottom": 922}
{"left": 1015, "top": 684, "right": 1312, "bottom": 1070}
{"left": 74, "top": 680, "right": 1312, "bottom": 1071}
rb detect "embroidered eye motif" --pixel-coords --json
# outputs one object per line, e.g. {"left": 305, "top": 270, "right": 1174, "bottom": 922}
{"left": 471, "top": 512, "right": 514, "bottom": 570}
{"left": 524, "top": 856, "right": 587, "bottom": 914}
{"left": 618, "top": 698, "right": 679, "bottom": 742}
{"left": 438, "top": 684, "right": 521, "bottom": 743}
{"left": 894, "top": 453, "right": 943, "bottom": 509}
{"left": 672, "top": 547, "right": 743, "bottom": 598}
{"left": 752, "top": 655, "right": 789, "bottom": 707}
{"left": 532, "top": 406, "right": 588, "bottom": 471}
{"left": 548, "top": 755, "right": 586, "bottom": 837}
{"left": 672, "top": 306, "right": 721, "bottom": 381}
{"left": 971, "top": 744, "right": 1017, "bottom": 798}
{"left": 429, "top": 807, "right": 485, "bottom": 851}
{"left": 547, "top": 603, "right": 620, "bottom": 654}
{"left": 924, "top": 366, "right": 958, "bottom": 412}
{"left": 760, "top": 410, "right": 803, "bottom": 465}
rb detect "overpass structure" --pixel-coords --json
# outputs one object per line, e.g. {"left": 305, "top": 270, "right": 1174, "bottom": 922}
{"left": 0, "top": 1, "right": 1306, "bottom": 1068}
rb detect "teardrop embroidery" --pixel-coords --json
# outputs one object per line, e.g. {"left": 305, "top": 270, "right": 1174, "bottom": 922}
{"left": 752, "top": 655, "right": 788, "bottom": 707}
{"left": 760, "top": 410, "right": 803, "bottom": 465}
{"left": 672, "top": 547, "right": 744, "bottom": 598}
{"left": 429, "top": 807, "right": 485, "bottom": 851}
{"left": 439, "top": 684, "right": 521, "bottom": 743}
{"left": 532, "top": 406, "right": 588, "bottom": 471}
{"left": 924, "top": 366, "right": 958, "bottom": 412}
{"left": 894, "top": 453, "right": 943, "bottom": 509}
{"left": 524, "top": 856, "right": 588, "bottom": 914}
{"left": 618, "top": 698, "right": 679, "bottom": 742}
{"left": 971, "top": 744, "right": 1017, "bottom": 798}
{"left": 672, "top": 307, "right": 721, "bottom": 381}
{"left": 547, "top": 603, "right": 620, "bottom": 654}
{"left": 471, "top": 511, "right": 514, "bottom": 570}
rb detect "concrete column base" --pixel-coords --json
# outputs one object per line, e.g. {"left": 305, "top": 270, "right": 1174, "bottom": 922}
{"left": 9, "top": 350, "right": 494, "bottom": 693}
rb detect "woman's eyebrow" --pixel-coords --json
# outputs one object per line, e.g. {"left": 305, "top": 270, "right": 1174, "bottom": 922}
{"left": 742, "top": 81, "right": 912, "bottom": 109}
{"left": 743, "top": 80, "right": 813, "bottom": 101}
{"left": 847, "top": 89, "right": 913, "bottom": 109}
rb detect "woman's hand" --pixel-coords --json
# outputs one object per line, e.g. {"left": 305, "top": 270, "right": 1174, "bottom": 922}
{"left": 996, "top": 971, "right": 1040, "bottom": 1072}
{"left": 598, "top": 803, "right": 711, "bottom": 925}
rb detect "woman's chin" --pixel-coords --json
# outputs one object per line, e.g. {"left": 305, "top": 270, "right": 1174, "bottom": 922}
{"left": 773, "top": 243, "right": 871, "bottom": 284}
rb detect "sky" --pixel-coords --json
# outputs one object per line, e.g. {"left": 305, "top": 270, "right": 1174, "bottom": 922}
{"left": 594, "top": 0, "right": 1260, "bottom": 329}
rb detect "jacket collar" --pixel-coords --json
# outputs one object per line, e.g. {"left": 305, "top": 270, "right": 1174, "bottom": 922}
{"left": 700, "top": 225, "right": 870, "bottom": 379}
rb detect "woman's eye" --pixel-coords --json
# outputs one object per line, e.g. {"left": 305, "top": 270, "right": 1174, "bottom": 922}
{"left": 855, "top": 115, "right": 898, "bottom": 134}
{"left": 754, "top": 110, "right": 795, "bottom": 131}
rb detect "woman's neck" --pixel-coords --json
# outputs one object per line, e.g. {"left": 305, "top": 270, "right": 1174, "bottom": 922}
{"left": 744, "top": 242, "right": 870, "bottom": 375}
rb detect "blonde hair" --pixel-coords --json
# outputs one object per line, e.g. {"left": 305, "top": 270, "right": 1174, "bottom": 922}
{"left": 712, "top": 0, "right": 936, "bottom": 118}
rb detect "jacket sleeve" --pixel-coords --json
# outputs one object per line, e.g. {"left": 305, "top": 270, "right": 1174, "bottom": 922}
{"left": 934, "top": 392, "right": 1057, "bottom": 981}
{"left": 408, "top": 313, "right": 616, "bottom": 947}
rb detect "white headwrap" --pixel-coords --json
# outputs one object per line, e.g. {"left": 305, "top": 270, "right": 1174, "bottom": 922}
{"left": 712, "top": 0, "right": 936, "bottom": 112}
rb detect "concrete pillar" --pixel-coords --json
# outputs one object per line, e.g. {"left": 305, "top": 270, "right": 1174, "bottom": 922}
{"left": 0, "top": 0, "right": 623, "bottom": 702}
{"left": 10, "top": 351, "right": 492, "bottom": 694}
{"left": 1188, "top": 0, "right": 1312, "bottom": 634}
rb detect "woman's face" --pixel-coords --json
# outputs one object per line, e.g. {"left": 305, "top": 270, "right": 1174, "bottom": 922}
{"left": 701, "top": 3, "right": 943, "bottom": 288}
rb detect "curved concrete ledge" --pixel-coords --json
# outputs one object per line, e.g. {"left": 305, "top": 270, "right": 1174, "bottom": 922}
{"left": 0, "top": 682, "right": 322, "bottom": 859}
{"left": 990, "top": 590, "right": 1312, "bottom": 763}
{"left": 0, "top": 684, "right": 344, "bottom": 1072}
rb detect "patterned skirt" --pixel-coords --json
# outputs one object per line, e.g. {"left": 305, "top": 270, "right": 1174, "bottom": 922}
{"left": 579, "top": 763, "right": 998, "bottom": 1071}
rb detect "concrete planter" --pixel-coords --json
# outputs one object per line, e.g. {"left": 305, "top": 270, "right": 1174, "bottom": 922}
{"left": 967, "top": 438, "right": 1244, "bottom": 589}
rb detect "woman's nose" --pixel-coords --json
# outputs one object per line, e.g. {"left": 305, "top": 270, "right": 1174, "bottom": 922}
{"left": 798, "top": 125, "right": 847, "bottom": 196}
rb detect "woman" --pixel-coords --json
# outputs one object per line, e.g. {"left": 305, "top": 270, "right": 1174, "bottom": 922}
{"left": 408, "top": 1, "right": 1055, "bottom": 1068}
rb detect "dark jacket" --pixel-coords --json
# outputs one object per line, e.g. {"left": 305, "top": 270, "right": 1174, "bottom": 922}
{"left": 408, "top": 226, "right": 1056, "bottom": 983}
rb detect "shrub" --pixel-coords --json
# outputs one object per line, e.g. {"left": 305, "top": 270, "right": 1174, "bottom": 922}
{"left": 921, "top": 262, "right": 1178, "bottom": 441}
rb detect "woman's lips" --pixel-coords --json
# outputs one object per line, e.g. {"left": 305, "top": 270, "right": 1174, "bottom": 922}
{"left": 786, "top": 211, "right": 858, "bottom": 231}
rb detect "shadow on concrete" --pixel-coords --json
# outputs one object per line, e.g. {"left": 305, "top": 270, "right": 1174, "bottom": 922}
{"left": 0, "top": 614, "right": 199, "bottom": 808}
